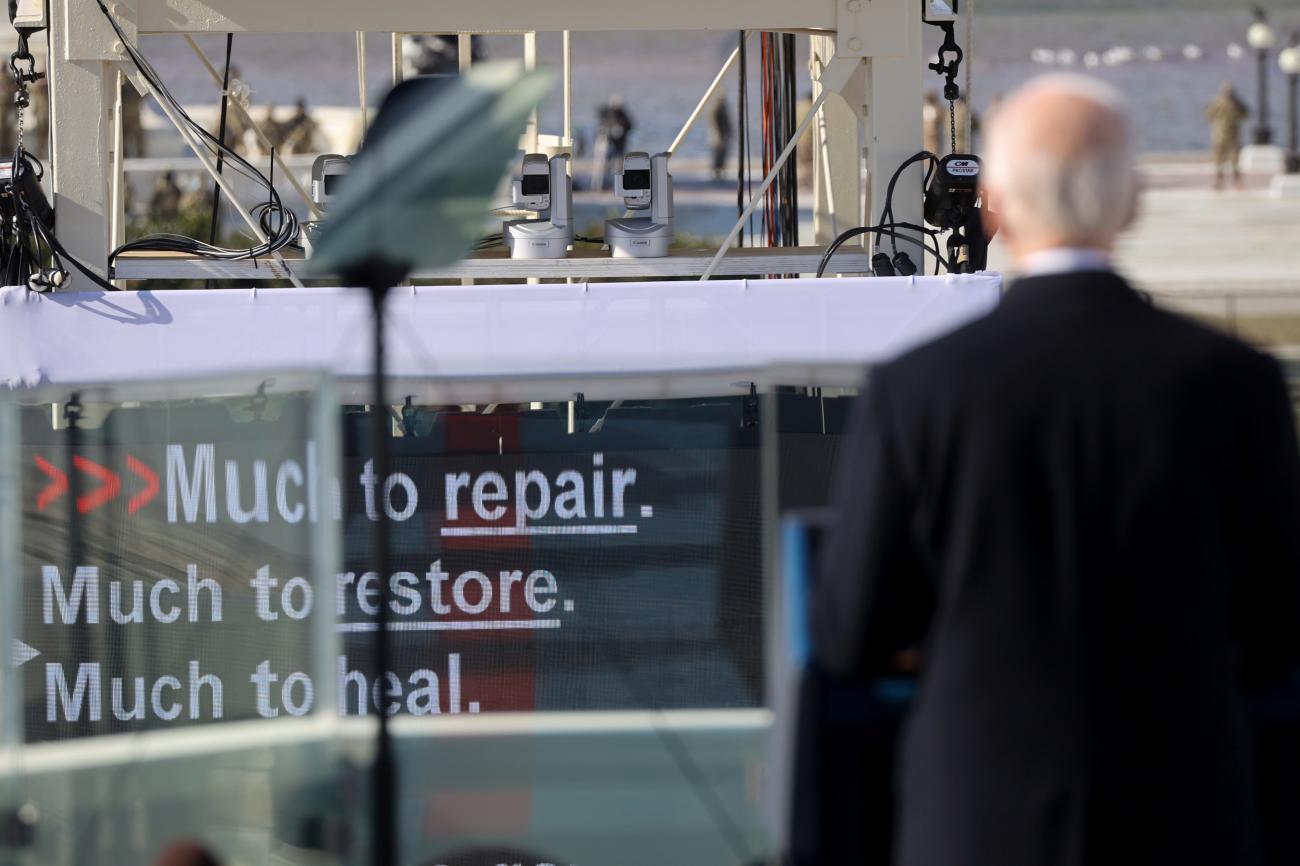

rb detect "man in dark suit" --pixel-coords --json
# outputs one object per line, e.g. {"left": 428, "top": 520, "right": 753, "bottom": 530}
{"left": 814, "top": 74, "right": 1300, "bottom": 866}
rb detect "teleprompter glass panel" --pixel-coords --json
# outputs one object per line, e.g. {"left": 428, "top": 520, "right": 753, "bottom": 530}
{"left": 0, "top": 377, "right": 870, "bottom": 866}
{"left": 3, "top": 374, "right": 356, "bottom": 866}
{"left": 357, "top": 384, "right": 865, "bottom": 866}
{"left": 342, "top": 396, "right": 764, "bottom": 718}
{"left": 347, "top": 391, "right": 773, "bottom": 866}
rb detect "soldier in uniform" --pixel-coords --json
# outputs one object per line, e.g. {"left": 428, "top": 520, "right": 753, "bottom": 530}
{"left": 280, "top": 98, "right": 320, "bottom": 155}
{"left": 1205, "top": 82, "right": 1249, "bottom": 189}
{"left": 707, "top": 95, "right": 732, "bottom": 182}
{"left": 148, "top": 170, "right": 183, "bottom": 217}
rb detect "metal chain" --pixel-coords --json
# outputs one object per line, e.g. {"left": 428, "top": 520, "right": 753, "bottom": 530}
{"left": 7, "top": 33, "right": 45, "bottom": 286}
{"left": 9, "top": 33, "right": 40, "bottom": 160}
{"left": 9, "top": 38, "right": 30, "bottom": 248}
{"left": 948, "top": 99, "right": 958, "bottom": 154}
{"left": 15, "top": 90, "right": 24, "bottom": 161}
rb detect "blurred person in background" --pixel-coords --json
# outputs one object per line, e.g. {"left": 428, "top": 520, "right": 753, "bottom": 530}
{"left": 815, "top": 73, "right": 1300, "bottom": 866}
{"left": 281, "top": 97, "right": 321, "bottom": 155}
{"left": 1205, "top": 82, "right": 1249, "bottom": 190}
{"left": 148, "top": 170, "right": 183, "bottom": 217}
{"left": 598, "top": 96, "right": 634, "bottom": 163}
{"left": 708, "top": 94, "right": 732, "bottom": 181}
{"left": 923, "top": 89, "right": 944, "bottom": 155}
{"left": 259, "top": 102, "right": 286, "bottom": 153}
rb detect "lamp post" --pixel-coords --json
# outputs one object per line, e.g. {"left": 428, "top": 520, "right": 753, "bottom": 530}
{"left": 1247, "top": 14, "right": 1276, "bottom": 145}
{"left": 1281, "top": 34, "right": 1300, "bottom": 174}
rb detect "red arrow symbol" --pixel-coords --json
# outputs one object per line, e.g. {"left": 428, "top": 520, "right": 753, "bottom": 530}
{"left": 72, "top": 455, "right": 121, "bottom": 514}
{"left": 34, "top": 456, "right": 68, "bottom": 511}
{"left": 126, "top": 455, "right": 159, "bottom": 514}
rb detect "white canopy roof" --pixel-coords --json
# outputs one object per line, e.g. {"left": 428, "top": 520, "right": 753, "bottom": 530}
{"left": 0, "top": 276, "right": 1001, "bottom": 402}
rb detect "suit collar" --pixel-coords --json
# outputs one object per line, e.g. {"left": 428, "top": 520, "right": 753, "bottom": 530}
{"left": 1002, "top": 270, "right": 1143, "bottom": 309}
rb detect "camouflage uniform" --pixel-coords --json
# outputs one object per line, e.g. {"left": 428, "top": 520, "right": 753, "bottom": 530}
{"left": 148, "top": 171, "right": 183, "bottom": 217}
{"left": 280, "top": 100, "right": 320, "bottom": 155}
{"left": 1205, "top": 84, "right": 1249, "bottom": 189}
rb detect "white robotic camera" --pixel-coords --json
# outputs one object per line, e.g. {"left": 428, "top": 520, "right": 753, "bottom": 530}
{"left": 311, "top": 154, "right": 351, "bottom": 212}
{"left": 303, "top": 153, "right": 351, "bottom": 257}
{"left": 504, "top": 152, "right": 574, "bottom": 259}
{"left": 604, "top": 151, "right": 674, "bottom": 258}
{"left": 515, "top": 153, "right": 552, "bottom": 210}
{"left": 615, "top": 152, "right": 654, "bottom": 209}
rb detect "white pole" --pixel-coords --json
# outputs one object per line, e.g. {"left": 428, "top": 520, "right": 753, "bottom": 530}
{"left": 109, "top": 68, "right": 124, "bottom": 274}
{"left": 668, "top": 33, "right": 751, "bottom": 155}
{"left": 523, "top": 32, "right": 538, "bottom": 152}
{"left": 122, "top": 67, "right": 304, "bottom": 287}
{"left": 458, "top": 34, "right": 473, "bottom": 73}
{"left": 562, "top": 30, "right": 573, "bottom": 147}
{"left": 392, "top": 32, "right": 404, "bottom": 86}
{"left": 460, "top": 34, "right": 477, "bottom": 288}
{"left": 700, "top": 87, "right": 833, "bottom": 280}
{"left": 183, "top": 36, "right": 319, "bottom": 217}
{"left": 356, "top": 32, "right": 368, "bottom": 136}
{"left": 817, "top": 103, "right": 839, "bottom": 240}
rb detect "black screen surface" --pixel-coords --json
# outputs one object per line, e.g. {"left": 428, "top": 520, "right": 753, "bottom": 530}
{"left": 622, "top": 169, "right": 650, "bottom": 191}
{"left": 19, "top": 394, "right": 855, "bottom": 741}
{"left": 520, "top": 174, "right": 549, "bottom": 196}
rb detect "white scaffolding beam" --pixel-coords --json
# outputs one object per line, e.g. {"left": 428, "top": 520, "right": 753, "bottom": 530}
{"left": 46, "top": 0, "right": 933, "bottom": 288}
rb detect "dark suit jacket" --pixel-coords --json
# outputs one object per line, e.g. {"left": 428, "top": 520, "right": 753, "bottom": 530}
{"left": 814, "top": 271, "right": 1300, "bottom": 866}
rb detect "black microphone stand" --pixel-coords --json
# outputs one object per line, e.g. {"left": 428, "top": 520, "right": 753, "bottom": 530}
{"left": 342, "top": 258, "right": 409, "bottom": 866}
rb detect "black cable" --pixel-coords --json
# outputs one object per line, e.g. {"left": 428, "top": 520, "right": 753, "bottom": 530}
{"left": 204, "top": 33, "right": 233, "bottom": 291}
{"left": 736, "top": 31, "right": 747, "bottom": 248}
{"left": 94, "top": 0, "right": 299, "bottom": 268}
{"left": 36, "top": 204, "right": 123, "bottom": 291}
{"left": 816, "top": 223, "right": 949, "bottom": 278}
{"left": 879, "top": 151, "right": 939, "bottom": 254}
{"left": 207, "top": 34, "right": 234, "bottom": 249}
{"left": 0, "top": 150, "right": 106, "bottom": 290}
{"left": 782, "top": 32, "right": 798, "bottom": 249}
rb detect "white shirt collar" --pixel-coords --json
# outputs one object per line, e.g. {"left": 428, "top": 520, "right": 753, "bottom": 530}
{"left": 1018, "top": 247, "right": 1112, "bottom": 278}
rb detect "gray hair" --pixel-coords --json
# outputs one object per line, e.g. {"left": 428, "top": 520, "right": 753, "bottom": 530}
{"left": 984, "top": 74, "right": 1137, "bottom": 246}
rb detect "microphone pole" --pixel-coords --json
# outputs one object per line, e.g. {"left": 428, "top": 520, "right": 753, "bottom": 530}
{"left": 344, "top": 259, "right": 407, "bottom": 866}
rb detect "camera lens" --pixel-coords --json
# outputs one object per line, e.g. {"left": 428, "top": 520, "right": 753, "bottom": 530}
{"left": 622, "top": 169, "right": 651, "bottom": 191}
{"left": 521, "top": 175, "right": 549, "bottom": 196}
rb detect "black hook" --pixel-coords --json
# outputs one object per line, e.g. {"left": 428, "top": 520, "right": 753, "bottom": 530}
{"left": 927, "top": 22, "right": 964, "bottom": 102}
{"left": 9, "top": 33, "right": 43, "bottom": 87}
